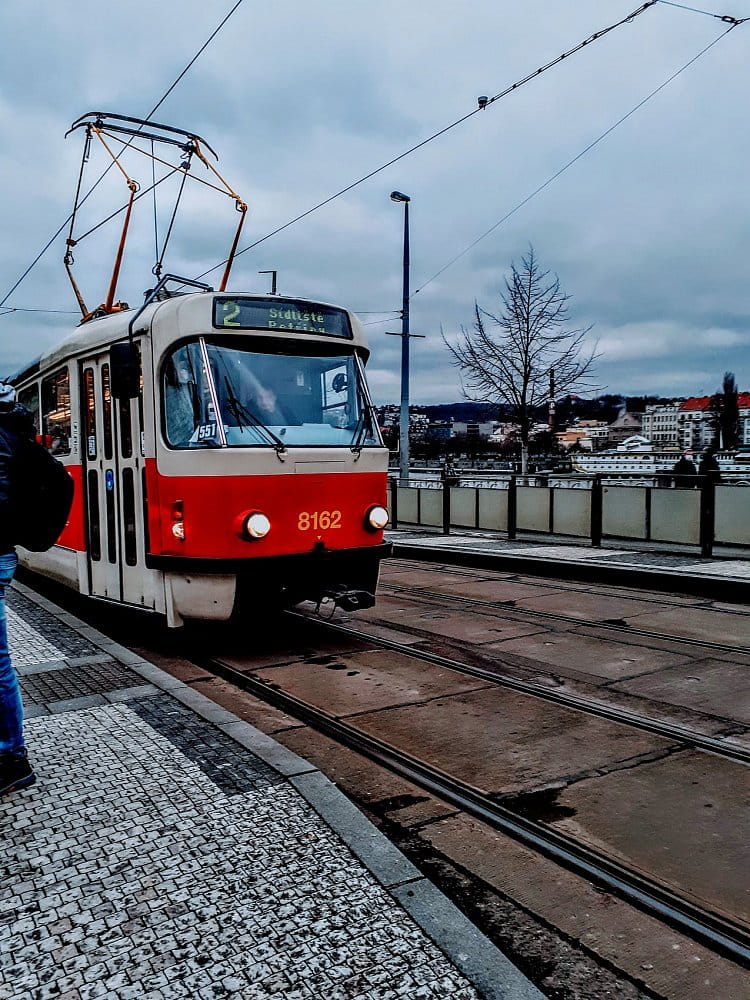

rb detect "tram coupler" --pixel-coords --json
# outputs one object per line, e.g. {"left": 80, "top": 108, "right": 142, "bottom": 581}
{"left": 318, "top": 585, "right": 375, "bottom": 613}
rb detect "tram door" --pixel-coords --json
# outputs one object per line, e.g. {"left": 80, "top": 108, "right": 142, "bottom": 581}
{"left": 81, "top": 352, "right": 155, "bottom": 609}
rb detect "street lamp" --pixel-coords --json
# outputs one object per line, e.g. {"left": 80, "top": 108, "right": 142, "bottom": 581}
{"left": 389, "top": 191, "right": 411, "bottom": 483}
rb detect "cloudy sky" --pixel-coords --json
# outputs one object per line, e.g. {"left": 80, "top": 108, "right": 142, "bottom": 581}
{"left": 1, "top": 0, "right": 749, "bottom": 405}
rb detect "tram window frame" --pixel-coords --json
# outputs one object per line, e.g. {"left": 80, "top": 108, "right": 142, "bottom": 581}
{"left": 41, "top": 367, "right": 72, "bottom": 457}
{"left": 83, "top": 368, "right": 97, "bottom": 459}
{"left": 87, "top": 470, "right": 101, "bottom": 562}
{"left": 161, "top": 338, "right": 381, "bottom": 450}
{"left": 119, "top": 395, "right": 133, "bottom": 459}
{"left": 17, "top": 383, "right": 40, "bottom": 437}
{"left": 101, "top": 364, "right": 113, "bottom": 460}
{"left": 121, "top": 467, "right": 137, "bottom": 566}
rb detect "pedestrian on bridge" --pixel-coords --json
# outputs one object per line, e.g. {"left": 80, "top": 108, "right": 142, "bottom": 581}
{"left": 698, "top": 449, "right": 722, "bottom": 485}
{"left": 672, "top": 454, "right": 697, "bottom": 488}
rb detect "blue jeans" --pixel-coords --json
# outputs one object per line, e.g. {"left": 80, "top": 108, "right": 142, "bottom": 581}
{"left": 0, "top": 551, "right": 24, "bottom": 755}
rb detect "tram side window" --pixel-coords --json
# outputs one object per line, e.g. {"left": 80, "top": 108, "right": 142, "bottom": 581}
{"left": 102, "top": 364, "right": 113, "bottom": 460}
{"left": 321, "top": 363, "right": 351, "bottom": 428}
{"left": 163, "top": 343, "right": 211, "bottom": 448}
{"left": 83, "top": 368, "right": 96, "bottom": 459}
{"left": 18, "top": 384, "right": 40, "bottom": 437}
{"left": 41, "top": 369, "right": 71, "bottom": 456}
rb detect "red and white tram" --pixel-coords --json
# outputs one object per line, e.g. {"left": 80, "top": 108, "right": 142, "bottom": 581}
{"left": 11, "top": 279, "right": 391, "bottom": 625}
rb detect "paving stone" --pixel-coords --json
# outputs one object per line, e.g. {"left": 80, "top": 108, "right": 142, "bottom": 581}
{"left": 6, "top": 590, "right": 100, "bottom": 659}
{"left": 1, "top": 694, "right": 480, "bottom": 1000}
{"left": 20, "top": 661, "right": 144, "bottom": 707}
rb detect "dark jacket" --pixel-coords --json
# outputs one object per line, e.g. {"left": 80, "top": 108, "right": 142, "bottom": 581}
{"left": 698, "top": 452, "right": 721, "bottom": 485}
{"left": 672, "top": 456, "right": 697, "bottom": 488}
{"left": 0, "top": 404, "right": 36, "bottom": 553}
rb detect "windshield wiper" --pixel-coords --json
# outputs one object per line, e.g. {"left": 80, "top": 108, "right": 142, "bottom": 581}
{"left": 223, "top": 376, "right": 287, "bottom": 456}
{"left": 350, "top": 406, "right": 373, "bottom": 454}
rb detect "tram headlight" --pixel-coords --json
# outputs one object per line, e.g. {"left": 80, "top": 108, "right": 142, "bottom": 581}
{"left": 365, "top": 505, "right": 389, "bottom": 531}
{"left": 242, "top": 511, "right": 271, "bottom": 540}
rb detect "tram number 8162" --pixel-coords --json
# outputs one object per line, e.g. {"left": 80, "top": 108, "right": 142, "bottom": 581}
{"left": 298, "top": 510, "right": 342, "bottom": 531}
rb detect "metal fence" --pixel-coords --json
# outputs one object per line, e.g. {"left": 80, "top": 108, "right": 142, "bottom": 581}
{"left": 388, "top": 475, "right": 750, "bottom": 555}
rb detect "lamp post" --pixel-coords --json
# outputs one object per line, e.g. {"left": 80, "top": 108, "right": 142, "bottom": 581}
{"left": 390, "top": 191, "right": 411, "bottom": 483}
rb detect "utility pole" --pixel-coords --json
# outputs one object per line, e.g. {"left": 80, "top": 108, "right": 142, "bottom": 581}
{"left": 387, "top": 192, "right": 424, "bottom": 483}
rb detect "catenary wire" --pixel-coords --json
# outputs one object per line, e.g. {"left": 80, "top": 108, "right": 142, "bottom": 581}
{"left": 192, "top": 2, "right": 660, "bottom": 282}
{"left": 657, "top": 0, "right": 748, "bottom": 20}
{"left": 0, "top": 307, "right": 79, "bottom": 315}
{"left": 414, "top": 21, "right": 743, "bottom": 297}
{"left": 0, "top": 0, "right": 246, "bottom": 312}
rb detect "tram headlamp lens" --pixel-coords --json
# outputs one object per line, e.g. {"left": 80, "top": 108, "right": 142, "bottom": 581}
{"left": 366, "top": 505, "right": 389, "bottom": 530}
{"left": 243, "top": 512, "right": 271, "bottom": 539}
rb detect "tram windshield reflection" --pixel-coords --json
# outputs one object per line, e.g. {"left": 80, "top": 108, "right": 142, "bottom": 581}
{"left": 163, "top": 339, "right": 381, "bottom": 449}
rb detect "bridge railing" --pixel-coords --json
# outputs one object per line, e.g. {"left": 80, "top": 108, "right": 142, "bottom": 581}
{"left": 388, "top": 474, "right": 750, "bottom": 556}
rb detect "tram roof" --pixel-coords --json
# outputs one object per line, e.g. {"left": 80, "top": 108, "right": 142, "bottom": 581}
{"left": 11, "top": 292, "right": 370, "bottom": 382}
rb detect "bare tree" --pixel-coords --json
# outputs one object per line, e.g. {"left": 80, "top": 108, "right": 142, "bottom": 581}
{"left": 443, "top": 246, "right": 598, "bottom": 475}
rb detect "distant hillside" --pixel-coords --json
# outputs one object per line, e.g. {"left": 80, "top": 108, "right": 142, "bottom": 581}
{"left": 413, "top": 395, "right": 664, "bottom": 425}
{"left": 419, "top": 402, "right": 505, "bottom": 422}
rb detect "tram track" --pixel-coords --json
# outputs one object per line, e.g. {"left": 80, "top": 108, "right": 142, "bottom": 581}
{"left": 387, "top": 558, "right": 750, "bottom": 616}
{"left": 17, "top": 569, "right": 749, "bottom": 985}
{"left": 202, "top": 648, "right": 750, "bottom": 968}
{"left": 291, "top": 611, "right": 750, "bottom": 765}
{"left": 380, "top": 582, "right": 750, "bottom": 658}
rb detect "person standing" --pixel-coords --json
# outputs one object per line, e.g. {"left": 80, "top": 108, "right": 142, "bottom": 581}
{"left": 0, "top": 382, "right": 36, "bottom": 796}
{"left": 698, "top": 448, "right": 722, "bottom": 485}
{"left": 672, "top": 454, "right": 697, "bottom": 488}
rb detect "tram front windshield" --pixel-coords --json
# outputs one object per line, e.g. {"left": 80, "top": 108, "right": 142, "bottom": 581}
{"left": 163, "top": 339, "right": 381, "bottom": 449}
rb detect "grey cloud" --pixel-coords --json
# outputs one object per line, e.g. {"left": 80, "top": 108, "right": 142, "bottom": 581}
{"left": 1, "top": 0, "right": 749, "bottom": 403}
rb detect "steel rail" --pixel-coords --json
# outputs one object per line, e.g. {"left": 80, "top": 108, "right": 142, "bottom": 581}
{"left": 387, "top": 556, "right": 750, "bottom": 617}
{"left": 289, "top": 612, "right": 750, "bottom": 765}
{"left": 381, "top": 583, "right": 750, "bottom": 657}
{"left": 205, "top": 652, "right": 750, "bottom": 967}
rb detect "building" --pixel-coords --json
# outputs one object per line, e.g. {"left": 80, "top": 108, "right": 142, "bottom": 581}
{"left": 640, "top": 394, "right": 750, "bottom": 451}
{"left": 556, "top": 419, "right": 609, "bottom": 451}
{"left": 608, "top": 409, "right": 643, "bottom": 445}
{"left": 677, "top": 397, "right": 715, "bottom": 452}
{"left": 451, "top": 420, "right": 496, "bottom": 439}
{"left": 641, "top": 402, "right": 681, "bottom": 448}
{"left": 677, "top": 394, "right": 750, "bottom": 451}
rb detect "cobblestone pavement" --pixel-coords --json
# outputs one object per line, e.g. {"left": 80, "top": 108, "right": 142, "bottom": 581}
{"left": 0, "top": 591, "right": 495, "bottom": 1000}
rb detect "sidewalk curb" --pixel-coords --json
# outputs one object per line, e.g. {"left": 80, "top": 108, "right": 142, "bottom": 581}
{"left": 392, "top": 542, "right": 750, "bottom": 603}
{"left": 12, "top": 579, "right": 545, "bottom": 1000}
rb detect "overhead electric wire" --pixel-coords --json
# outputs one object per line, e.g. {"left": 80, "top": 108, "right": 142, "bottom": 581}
{"left": 0, "top": 166, "right": 184, "bottom": 319}
{"left": 657, "top": 0, "right": 748, "bottom": 20}
{"left": 193, "top": 1, "right": 660, "bottom": 282}
{"left": 0, "top": 307, "right": 79, "bottom": 315}
{"left": 414, "top": 19, "right": 744, "bottom": 297}
{"left": 0, "top": 0, "right": 246, "bottom": 312}
{"left": 142, "top": 0, "right": 245, "bottom": 122}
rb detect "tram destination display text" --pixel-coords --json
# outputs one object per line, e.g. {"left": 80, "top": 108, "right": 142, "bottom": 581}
{"left": 214, "top": 298, "right": 353, "bottom": 338}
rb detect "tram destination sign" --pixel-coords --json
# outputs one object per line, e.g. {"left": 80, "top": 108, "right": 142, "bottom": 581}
{"left": 214, "top": 297, "right": 352, "bottom": 338}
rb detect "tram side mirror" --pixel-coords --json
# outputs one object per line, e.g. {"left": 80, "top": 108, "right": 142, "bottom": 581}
{"left": 110, "top": 342, "right": 141, "bottom": 399}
